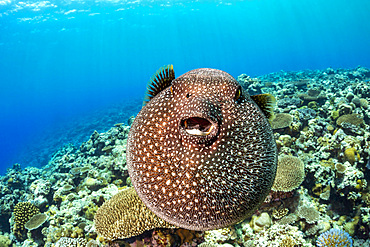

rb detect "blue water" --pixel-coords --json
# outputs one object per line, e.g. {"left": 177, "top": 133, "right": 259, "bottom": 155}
{"left": 1, "top": 0, "right": 369, "bottom": 175}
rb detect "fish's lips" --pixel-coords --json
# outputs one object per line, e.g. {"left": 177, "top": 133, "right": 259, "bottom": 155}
{"left": 180, "top": 115, "right": 219, "bottom": 144}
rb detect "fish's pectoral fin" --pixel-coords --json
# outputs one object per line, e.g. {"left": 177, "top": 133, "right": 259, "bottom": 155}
{"left": 251, "top": 93, "right": 276, "bottom": 122}
{"left": 143, "top": 64, "right": 175, "bottom": 105}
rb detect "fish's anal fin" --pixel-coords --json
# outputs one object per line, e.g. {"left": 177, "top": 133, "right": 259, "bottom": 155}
{"left": 251, "top": 93, "right": 276, "bottom": 122}
{"left": 144, "top": 65, "right": 175, "bottom": 105}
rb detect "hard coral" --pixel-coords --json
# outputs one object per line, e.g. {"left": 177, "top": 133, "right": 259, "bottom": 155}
{"left": 271, "top": 113, "right": 293, "bottom": 130}
{"left": 336, "top": 114, "right": 363, "bottom": 128}
{"left": 316, "top": 228, "right": 353, "bottom": 247}
{"left": 24, "top": 213, "right": 48, "bottom": 230}
{"left": 250, "top": 224, "right": 309, "bottom": 247}
{"left": 271, "top": 155, "right": 305, "bottom": 192}
{"left": 343, "top": 148, "right": 360, "bottom": 165}
{"left": 54, "top": 237, "right": 87, "bottom": 247}
{"left": 94, "top": 187, "right": 175, "bottom": 240}
{"left": 296, "top": 205, "right": 320, "bottom": 224}
{"left": 13, "top": 202, "right": 40, "bottom": 238}
{"left": 0, "top": 234, "right": 11, "bottom": 247}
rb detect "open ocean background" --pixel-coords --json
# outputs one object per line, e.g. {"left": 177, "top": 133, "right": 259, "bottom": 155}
{"left": 0, "top": 0, "right": 369, "bottom": 175}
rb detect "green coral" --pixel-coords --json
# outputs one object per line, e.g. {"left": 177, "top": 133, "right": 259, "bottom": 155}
{"left": 331, "top": 110, "right": 339, "bottom": 120}
{"left": 0, "top": 234, "right": 11, "bottom": 247}
{"left": 307, "top": 101, "right": 318, "bottom": 110}
{"left": 84, "top": 204, "right": 99, "bottom": 221}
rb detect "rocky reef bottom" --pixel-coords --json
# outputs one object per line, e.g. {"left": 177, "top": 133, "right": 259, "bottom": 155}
{"left": 0, "top": 66, "right": 370, "bottom": 247}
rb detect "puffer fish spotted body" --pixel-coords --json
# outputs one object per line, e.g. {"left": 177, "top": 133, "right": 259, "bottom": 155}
{"left": 127, "top": 65, "right": 277, "bottom": 231}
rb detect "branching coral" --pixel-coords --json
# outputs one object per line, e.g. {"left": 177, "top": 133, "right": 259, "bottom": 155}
{"left": 13, "top": 202, "right": 40, "bottom": 239}
{"left": 316, "top": 228, "right": 353, "bottom": 247}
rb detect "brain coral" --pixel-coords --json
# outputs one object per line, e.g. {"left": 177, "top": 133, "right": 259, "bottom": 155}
{"left": 94, "top": 187, "right": 175, "bottom": 240}
{"left": 24, "top": 213, "right": 48, "bottom": 230}
{"left": 13, "top": 202, "right": 40, "bottom": 231}
{"left": 271, "top": 155, "right": 305, "bottom": 192}
{"left": 316, "top": 228, "right": 353, "bottom": 247}
{"left": 271, "top": 113, "right": 293, "bottom": 130}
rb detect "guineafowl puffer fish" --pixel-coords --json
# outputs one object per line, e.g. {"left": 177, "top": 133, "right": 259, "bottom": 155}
{"left": 127, "top": 65, "right": 277, "bottom": 231}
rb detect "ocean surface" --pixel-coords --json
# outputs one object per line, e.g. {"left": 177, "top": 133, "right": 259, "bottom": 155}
{"left": 1, "top": 0, "right": 370, "bottom": 175}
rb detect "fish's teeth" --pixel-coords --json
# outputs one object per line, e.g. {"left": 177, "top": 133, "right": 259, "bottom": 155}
{"left": 185, "top": 129, "right": 208, "bottom": 136}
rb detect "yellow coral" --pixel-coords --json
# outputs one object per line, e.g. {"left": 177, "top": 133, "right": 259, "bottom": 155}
{"left": 175, "top": 229, "right": 196, "bottom": 244}
{"left": 271, "top": 113, "right": 293, "bottom": 130}
{"left": 0, "top": 234, "right": 11, "bottom": 247}
{"left": 84, "top": 205, "right": 98, "bottom": 221}
{"left": 272, "top": 155, "right": 305, "bottom": 192}
{"left": 94, "top": 187, "right": 175, "bottom": 240}
{"left": 272, "top": 208, "right": 289, "bottom": 220}
{"left": 13, "top": 202, "right": 40, "bottom": 240}
{"left": 344, "top": 148, "right": 360, "bottom": 165}
{"left": 279, "top": 236, "right": 297, "bottom": 247}
{"left": 331, "top": 110, "right": 339, "bottom": 120}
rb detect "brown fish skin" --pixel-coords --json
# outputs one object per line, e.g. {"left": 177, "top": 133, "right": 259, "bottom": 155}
{"left": 127, "top": 68, "right": 277, "bottom": 231}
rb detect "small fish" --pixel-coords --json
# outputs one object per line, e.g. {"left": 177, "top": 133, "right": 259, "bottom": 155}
{"left": 127, "top": 65, "right": 277, "bottom": 230}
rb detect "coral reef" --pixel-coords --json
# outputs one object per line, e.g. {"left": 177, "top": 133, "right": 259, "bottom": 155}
{"left": 0, "top": 66, "right": 369, "bottom": 246}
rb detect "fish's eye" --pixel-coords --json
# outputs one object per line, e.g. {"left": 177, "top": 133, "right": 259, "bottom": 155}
{"left": 235, "top": 87, "right": 242, "bottom": 101}
{"left": 186, "top": 93, "right": 191, "bottom": 98}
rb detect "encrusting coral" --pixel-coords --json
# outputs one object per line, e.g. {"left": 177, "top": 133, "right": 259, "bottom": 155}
{"left": 94, "top": 187, "right": 175, "bottom": 240}
{"left": 271, "top": 155, "right": 305, "bottom": 192}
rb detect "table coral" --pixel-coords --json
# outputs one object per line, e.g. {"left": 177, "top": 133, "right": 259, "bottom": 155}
{"left": 24, "top": 213, "right": 48, "bottom": 230}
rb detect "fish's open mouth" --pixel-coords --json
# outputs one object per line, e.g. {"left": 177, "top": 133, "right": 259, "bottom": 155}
{"left": 181, "top": 117, "right": 215, "bottom": 136}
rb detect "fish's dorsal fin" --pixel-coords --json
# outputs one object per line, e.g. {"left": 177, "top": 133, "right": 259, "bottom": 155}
{"left": 144, "top": 65, "right": 175, "bottom": 105}
{"left": 251, "top": 93, "right": 276, "bottom": 122}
